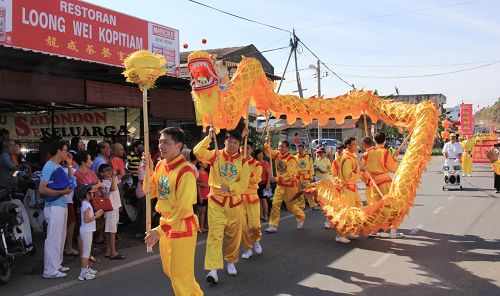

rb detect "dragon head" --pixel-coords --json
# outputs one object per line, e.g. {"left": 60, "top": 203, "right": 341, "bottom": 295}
{"left": 187, "top": 51, "right": 218, "bottom": 91}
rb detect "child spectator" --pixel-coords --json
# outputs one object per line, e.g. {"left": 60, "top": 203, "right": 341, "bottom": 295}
{"left": 75, "top": 184, "right": 103, "bottom": 281}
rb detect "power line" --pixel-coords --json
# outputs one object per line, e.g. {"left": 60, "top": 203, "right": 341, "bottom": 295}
{"left": 325, "top": 58, "right": 500, "bottom": 68}
{"left": 339, "top": 59, "right": 500, "bottom": 79}
{"left": 296, "top": 0, "right": 486, "bottom": 30}
{"left": 297, "top": 39, "right": 355, "bottom": 89}
{"left": 187, "top": 0, "right": 292, "bottom": 33}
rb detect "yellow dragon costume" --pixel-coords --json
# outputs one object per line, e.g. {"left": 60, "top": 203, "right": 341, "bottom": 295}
{"left": 188, "top": 51, "right": 438, "bottom": 236}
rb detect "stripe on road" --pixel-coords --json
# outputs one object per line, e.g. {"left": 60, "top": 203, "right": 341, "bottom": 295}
{"left": 370, "top": 251, "right": 394, "bottom": 267}
{"left": 432, "top": 206, "right": 444, "bottom": 214}
{"left": 409, "top": 224, "right": 424, "bottom": 235}
{"left": 448, "top": 195, "right": 455, "bottom": 200}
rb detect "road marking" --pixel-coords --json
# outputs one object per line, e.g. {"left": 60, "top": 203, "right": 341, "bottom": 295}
{"left": 370, "top": 251, "right": 394, "bottom": 267}
{"left": 409, "top": 224, "right": 424, "bottom": 234}
{"left": 23, "top": 210, "right": 306, "bottom": 296}
{"left": 448, "top": 195, "right": 455, "bottom": 200}
{"left": 432, "top": 206, "right": 443, "bottom": 214}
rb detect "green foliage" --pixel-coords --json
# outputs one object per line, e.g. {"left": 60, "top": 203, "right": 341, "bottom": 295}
{"left": 474, "top": 98, "right": 500, "bottom": 124}
{"left": 432, "top": 147, "right": 443, "bottom": 156}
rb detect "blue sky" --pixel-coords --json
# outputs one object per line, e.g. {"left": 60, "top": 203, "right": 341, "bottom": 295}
{"left": 86, "top": 0, "right": 500, "bottom": 109}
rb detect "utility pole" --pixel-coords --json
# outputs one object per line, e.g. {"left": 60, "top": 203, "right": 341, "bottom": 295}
{"left": 316, "top": 59, "right": 322, "bottom": 143}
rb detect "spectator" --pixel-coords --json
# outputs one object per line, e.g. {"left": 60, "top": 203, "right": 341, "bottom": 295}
{"left": 98, "top": 164, "right": 125, "bottom": 260}
{"left": 39, "top": 141, "right": 73, "bottom": 279}
{"left": 293, "top": 133, "right": 301, "bottom": 147}
{"left": 91, "top": 141, "right": 111, "bottom": 174}
{"left": 182, "top": 148, "right": 199, "bottom": 178}
{"left": 197, "top": 162, "right": 209, "bottom": 232}
{"left": 0, "top": 128, "right": 9, "bottom": 142}
{"left": 75, "top": 184, "right": 102, "bottom": 281}
{"left": 0, "top": 139, "right": 17, "bottom": 192}
{"left": 86, "top": 140, "right": 98, "bottom": 160}
{"left": 127, "top": 141, "right": 143, "bottom": 185}
{"left": 111, "top": 143, "right": 128, "bottom": 183}
{"left": 64, "top": 151, "right": 79, "bottom": 257}
{"left": 69, "top": 136, "right": 85, "bottom": 155}
{"left": 255, "top": 148, "right": 271, "bottom": 222}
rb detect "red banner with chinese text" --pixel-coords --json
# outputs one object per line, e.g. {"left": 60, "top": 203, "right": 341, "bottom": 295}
{"left": 459, "top": 104, "right": 473, "bottom": 136}
{"left": 0, "top": 0, "right": 179, "bottom": 76}
{"left": 473, "top": 139, "right": 498, "bottom": 163}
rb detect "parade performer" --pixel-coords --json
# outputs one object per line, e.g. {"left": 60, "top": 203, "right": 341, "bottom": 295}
{"left": 486, "top": 148, "right": 500, "bottom": 191}
{"left": 460, "top": 135, "right": 477, "bottom": 177}
{"left": 335, "top": 137, "right": 362, "bottom": 243}
{"left": 264, "top": 139, "right": 305, "bottom": 233}
{"left": 360, "top": 136, "right": 376, "bottom": 206}
{"left": 240, "top": 139, "right": 263, "bottom": 259}
{"left": 296, "top": 144, "right": 319, "bottom": 210}
{"left": 313, "top": 147, "right": 332, "bottom": 181}
{"left": 144, "top": 127, "right": 203, "bottom": 296}
{"left": 194, "top": 128, "right": 250, "bottom": 283}
{"left": 324, "top": 144, "right": 345, "bottom": 229}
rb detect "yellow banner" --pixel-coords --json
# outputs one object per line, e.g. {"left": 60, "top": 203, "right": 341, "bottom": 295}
{"left": 1, "top": 108, "right": 140, "bottom": 140}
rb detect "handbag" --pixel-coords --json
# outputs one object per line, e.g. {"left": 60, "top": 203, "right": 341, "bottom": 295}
{"left": 91, "top": 195, "right": 113, "bottom": 212}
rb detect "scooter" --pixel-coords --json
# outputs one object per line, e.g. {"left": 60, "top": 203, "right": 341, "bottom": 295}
{"left": 0, "top": 188, "right": 35, "bottom": 285}
{"left": 22, "top": 172, "right": 46, "bottom": 233}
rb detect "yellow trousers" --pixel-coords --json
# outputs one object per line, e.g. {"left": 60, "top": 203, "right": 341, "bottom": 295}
{"left": 204, "top": 198, "right": 242, "bottom": 270}
{"left": 241, "top": 197, "right": 262, "bottom": 250}
{"left": 160, "top": 233, "right": 203, "bottom": 296}
{"left": 341, "top": 188, "right": 363, "bottom": 207}
{"left": 296, "top": 179, "right": 318, "bottom": 209}
{"left": 269, "top": 185, "right": 305, "bottom": 227}
{"left": 368, "top": 182, "right": 391, "bottom": 205}
{"left": 462, "top": 154, "right": 473, "bottom": 174}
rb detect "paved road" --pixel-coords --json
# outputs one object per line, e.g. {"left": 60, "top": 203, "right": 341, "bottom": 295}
{"left": 2, "top": 156, "right": 499, "bottom": 296}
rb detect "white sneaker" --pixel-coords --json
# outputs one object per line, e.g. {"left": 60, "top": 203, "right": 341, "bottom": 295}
{"left": 265, "top": 226, "right": 278, "bottom": 233}
{"left": 87, "top": 267, "right": 98, "bottom": 275}
{"left": 335, "top": 235, "right": 351, "bottom": 244}
{"left": 253, "top": 242, "right": 263, "bottom": 254}
{"left": 241, "top": 249, "right": 253, "bottom": 259}
{"left": 78, "top": 271, "right": 95, "bottom": 281}
{"left": 324, "top": 221, "right": 333, "bottom": 229}
{"left": 227, "top": 263, "right": 237, "bottom": 276}
{"left": 206, "top": 270, "right": 218, "bottom": 284}
{"left": 347, "top": 233, "right": 359, "bottom": 240}
{"left": 462, "top": 173, "right": 466, "bottom": 177}
{"left": 297, "top": 220, "right": 304, "bottom": 229}
{"left": 43, "top": 271, "right": 67, "bottom": 279}
{"left": 389, "top": 229, "right": 405, "bottom": 239}
{"left": 368, "top": 232, "right": 380, "bottom": 238}
{"left": 59, "top": 266, "right": 70, "bottom": 272}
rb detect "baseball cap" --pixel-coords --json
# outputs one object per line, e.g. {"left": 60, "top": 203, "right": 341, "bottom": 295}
{"left": 449, "top": 133, "right": 456, "bottom": 137}
{"left": 75, "top": 184, "right": 93, "bottom": 201}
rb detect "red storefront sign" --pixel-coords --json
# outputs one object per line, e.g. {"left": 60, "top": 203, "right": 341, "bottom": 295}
{"left": 0, "top": 0, "right": 179, "bottom": 76}
{"left": 473, "top": 139, "right": 498, "bottom": 163}
{"left": 459, "top": 104, "right": 473, "bottom": 136}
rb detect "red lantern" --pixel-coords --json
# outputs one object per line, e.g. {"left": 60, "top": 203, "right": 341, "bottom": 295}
{"left": 183, "top": 43, "right": 188, "bottom": 49}
{"left": 201, "top": 38, "right": 207, "bottom": 44}
{"left": 441, "top": 130, "right": 450, "bottom": 140}
{"left": 442, "top": 119, "right": 451, "bottom": 129}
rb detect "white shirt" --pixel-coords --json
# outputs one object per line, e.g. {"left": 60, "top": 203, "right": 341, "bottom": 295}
{"left": 443, "top": 141, "right": 463, "bottom": 159}
{"left": 80, "top": 200, "right": 96, "bottom": 233}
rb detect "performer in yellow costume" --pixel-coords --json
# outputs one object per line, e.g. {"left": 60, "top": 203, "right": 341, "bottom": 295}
{"left": 335, "top": 137, "right": 363, "bottom": 243}
{"left": 264, "top": 139, "right": 305, "bottom": 233}
{"left": 461, "top": 135, "right": 477, "bottom": 177}
{"left": 360, "top": 137, "right": 376, "bottom": 206}
{"left": 372, "top": 132, "right": 404, "bottom": 238}
{"left": 313, "top": 147, "right": 332, "bottom": 181}
{"left": 486, "top": 148, "right": 500, "bottom": 176}
{"left": 324, "top": 143, "right": 346, "bottom": 229}
{"left": 240, "top": 140, "right": 263, "bottom": 259}
{"left": 296, "top": 144, "right": 319, "bottom": 210}
{"left": 194, "top": 128, "right": 250, "bottom": 284}
{"left": 144, "top": 127, "right": 203, "bottom": 296}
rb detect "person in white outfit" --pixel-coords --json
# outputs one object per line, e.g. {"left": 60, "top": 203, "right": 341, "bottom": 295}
{"left": 442, "top": 133, "right": 463, "bottom": 170}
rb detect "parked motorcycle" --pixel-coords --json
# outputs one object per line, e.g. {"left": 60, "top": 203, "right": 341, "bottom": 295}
{"left": 0, "top": 188, "right": 35, "bottom": 285}
{"left": 22, "top": 172, "right": 46, "bottom": 233}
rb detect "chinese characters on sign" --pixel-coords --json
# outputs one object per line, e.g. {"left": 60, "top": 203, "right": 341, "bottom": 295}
{"left": 459, "top": 103, "right": 473, "bottom": 136}
{"left": 0, "top": 0, "right": 179, "bottom": 76}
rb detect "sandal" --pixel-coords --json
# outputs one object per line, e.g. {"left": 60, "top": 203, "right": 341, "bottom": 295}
{"left": 109, "top": 254, "right": 126, "bottom": 260}
{"left": 89, "top": 256, "right": 101, "bottom": 264}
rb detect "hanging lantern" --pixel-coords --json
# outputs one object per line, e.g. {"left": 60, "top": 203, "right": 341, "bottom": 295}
{"left": 122, "top": 50, "right": 166, "bottom": 91}
{"left": 442, "top": 118, "right": 451, "bottom": 129}
{"left": 441, "top": 130, "right": 450, "bottom": 140}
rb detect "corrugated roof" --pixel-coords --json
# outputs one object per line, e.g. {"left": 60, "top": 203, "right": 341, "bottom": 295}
{"left": 180, "top": 46, "right": 247, "bottom": 62}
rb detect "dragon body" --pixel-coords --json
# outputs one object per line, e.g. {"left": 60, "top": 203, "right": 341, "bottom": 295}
{"left": 188, "top": 51, "right": 438, "bottom": 235}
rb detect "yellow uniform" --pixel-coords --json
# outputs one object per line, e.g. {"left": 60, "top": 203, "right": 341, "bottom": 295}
{"left": 338, "top": 151, "right": 363, "bottom": 207}
{"left": 313, "top": 157, "right": 331, "bottom": 181}
{"left": 241, "top": 158, "right": 262, "bottom": 250}
{"left": 362, "top": 145, "right": 398, "bottom": 205}
{"left": 331, "top": 153, "right": 342, "bottom": 181}
{"left": 460, "top": 138, "right": 477, "bottom": 175}
{"left": 493, "top": 160, "right": 500, "bottom": 175}
{"left": 296, "top": 153, "right": 318, "bottom": 209}
{"left": 361, "top": 147, "right": 375, "bottom": 205}
{"left": 194, "top": 136, "right": 250, "bottom": 270}
{"left": 147, "top": 154, "right": 203, "bottom": 296}
{"left": 264, "top": 144, "right": 305, "bottom": 227}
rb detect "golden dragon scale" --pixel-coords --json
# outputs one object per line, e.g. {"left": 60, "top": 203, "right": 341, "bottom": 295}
{"left": 188, "top": 51, "right": 438, "bottom": 236}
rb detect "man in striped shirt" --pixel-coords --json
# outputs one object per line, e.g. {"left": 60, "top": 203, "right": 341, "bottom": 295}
{"left": 127, "top": 141, "right": 143, "bottom": 185}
